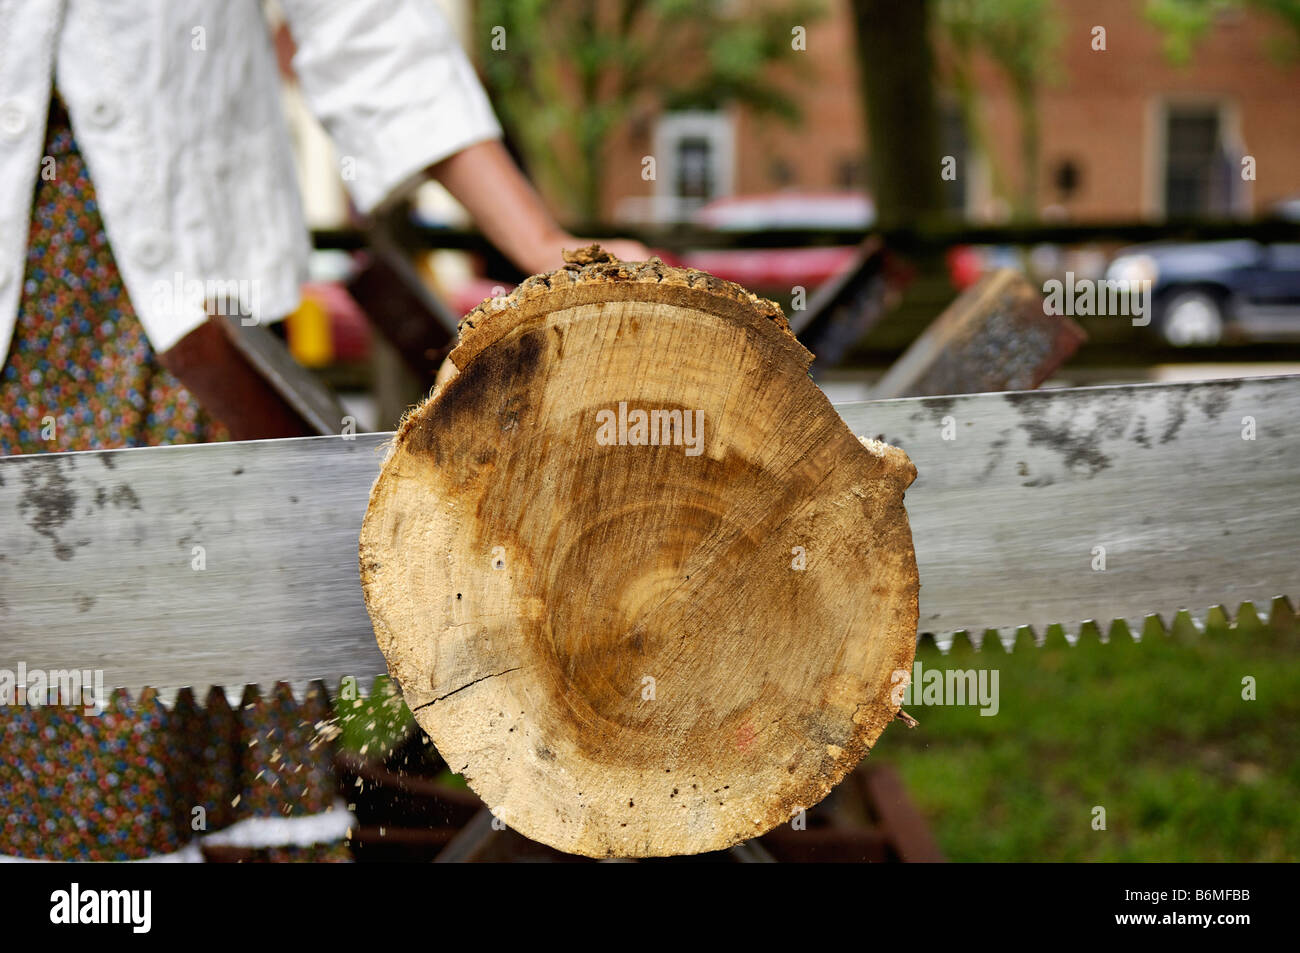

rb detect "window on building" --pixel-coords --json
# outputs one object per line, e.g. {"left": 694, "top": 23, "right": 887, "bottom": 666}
{"left": 1163, "top": 105, "right": 1230, "bottom": 218}
{"left": 675, "top": 137, "right": 715, "bottom": 200}
{"left": 1052, "top": 159, "right": 1082, "bottom": 202}
{"left": 652, "top": 111, "right": 734, "bottom": 222}
{"left": 836, "top": 157, "right": 865, "bottom": 190}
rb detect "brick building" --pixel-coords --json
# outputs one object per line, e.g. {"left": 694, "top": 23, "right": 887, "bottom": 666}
{"left": 601, "top": 0, "right": 1300, "bottom": 225}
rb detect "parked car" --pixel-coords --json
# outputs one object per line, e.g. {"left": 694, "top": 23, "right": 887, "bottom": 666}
{"left": 1106, "top": 238, "right": 1300, "bottom": 346}
{"left": 1271, "top": 194, "right": 1300, "bottom": 222}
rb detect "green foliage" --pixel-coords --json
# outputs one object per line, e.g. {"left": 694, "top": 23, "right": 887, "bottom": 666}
{"left": 333, "top": 675, "right": 415, "bottom": 760}
{"left": 937, "top": 0, "right": 1062, "bottom": 92}
{"left": 870, "top": 610, "right": 1300, "bottom": 861}
{"left": 1144, "top": 0, "right": 1300, "bottom": 64}
{"left": 475, "top": 0, "right": 821, "bottom": 222}
{"left": 935, "top": 0, "right": 1064, "bottom": 215}
{"left": 933, "top": 0, "right": 1299, "bottom": 214}
{"left": 1145, "top": 0, "right": 1227, "bottom": 63}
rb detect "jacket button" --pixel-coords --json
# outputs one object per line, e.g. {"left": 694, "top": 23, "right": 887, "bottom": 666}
{"left": 0, "top": 100, "right": 28, "bottom": 139}
{"left": 132, "top": 232, "right": 170, "bottom": 268}
{"left": 87, "top": 96, "right": 119, "bottom": 128}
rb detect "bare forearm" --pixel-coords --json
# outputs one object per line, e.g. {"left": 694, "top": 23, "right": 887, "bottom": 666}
{"left": 427, "top": 140, "right": 565, "bottom": 275}
{"left": 427, "top": 139, "right": 650, "bottom": 273}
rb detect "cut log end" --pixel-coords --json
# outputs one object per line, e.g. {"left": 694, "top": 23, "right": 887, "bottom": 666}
{"left": 360, "top": 248, "right": 919, "bottom": 857}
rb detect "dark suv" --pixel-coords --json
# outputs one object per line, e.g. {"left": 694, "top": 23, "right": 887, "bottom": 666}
{"left": 1107, "top": 232, "right": 1300, "bottom": 347}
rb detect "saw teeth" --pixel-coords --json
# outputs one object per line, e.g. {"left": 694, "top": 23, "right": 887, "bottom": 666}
{"left": 912, "top": 598, "right": 1292, "bottom": 656}
{"left": 1062, "top": 620, "right": 1099, "bottom": 647}
{"left": 987, "top": 627, "right": 1012, "bottom": 652}
{"left": 99, "top": 597, "right": 1299, "bottom": 703}
{"left": 288, "top": 679, "right": 318, "bottom": 703}
{"left": 76, "top": 675, "right": 392, "bottom": 711}
{"left": 1250, "top": 600, "right": 1270, "bottom": 626}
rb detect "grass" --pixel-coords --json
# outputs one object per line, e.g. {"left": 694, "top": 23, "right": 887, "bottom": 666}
{"left": 867, "top": 605, "right": 1300, "bottom": 861}
{"left": 335, "top": 608, "right": 1299, "bottom": 862}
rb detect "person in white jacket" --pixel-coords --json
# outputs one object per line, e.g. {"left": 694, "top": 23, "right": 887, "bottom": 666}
{"left": 0, "top": 0, "right": 645, "bottom": 861}
{"left": 0, "top": 0, "right": 644, "bottom": 366}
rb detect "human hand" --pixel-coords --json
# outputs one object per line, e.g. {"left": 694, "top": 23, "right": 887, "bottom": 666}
{"left": 520, "top": 230, "right": 652, "bottom": 275}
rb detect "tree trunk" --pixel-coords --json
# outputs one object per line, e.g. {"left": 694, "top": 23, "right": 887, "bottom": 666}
{"left": 360, "top": 248, "right": 920, "bottom": 858}
{"left": 850, "top": 0, "right": 944, "bottom": 231}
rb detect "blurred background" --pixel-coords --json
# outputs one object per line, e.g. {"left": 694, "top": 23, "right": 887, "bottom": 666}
{"left": 271, "top": 0, "right": 1298, "bottom": 861}
{"left": 272, "top": 0, "right": 1300, "bottom": 424}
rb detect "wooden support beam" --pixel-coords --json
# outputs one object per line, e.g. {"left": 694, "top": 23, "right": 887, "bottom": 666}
{"left": 858, "top": 763, "right": 945, "bottom": 862}
{"left": 791, "top": 237, "right": 890, "bottom": 369}
{"left": 872, "top": 268, "right": 1086, "bottom": 399}
{"left": 345, "top": 243, "right": 459, "bottom": 384}
{"left": 159, "top": 313, "right": 347, "bottom": 439}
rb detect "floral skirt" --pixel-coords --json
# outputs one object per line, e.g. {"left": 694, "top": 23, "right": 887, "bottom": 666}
{"left": 0, "top": 94, "right": 349, "bottom": 860}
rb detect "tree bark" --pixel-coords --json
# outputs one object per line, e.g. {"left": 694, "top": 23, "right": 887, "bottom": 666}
{"left": 850, "top": 0, "right": 945, "bottom": 231}
{"left": 360, "top": 248, "right": 919, "bottom": 857}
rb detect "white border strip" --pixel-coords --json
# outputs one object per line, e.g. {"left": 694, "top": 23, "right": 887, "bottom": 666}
{"left": 201, "top": 800, "right": 354, "bottom": 850}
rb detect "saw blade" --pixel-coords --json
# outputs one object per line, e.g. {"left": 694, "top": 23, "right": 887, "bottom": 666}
{"left": 834, "top": 374, "right": 1300, "bottom": 651}
{"left": 1, "top": 375, "right": 1296, "bottom": 702}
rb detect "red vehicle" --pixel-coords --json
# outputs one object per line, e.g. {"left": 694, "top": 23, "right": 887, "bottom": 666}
{"left": 665, "top": 191, "right": 874, "bottom": 291}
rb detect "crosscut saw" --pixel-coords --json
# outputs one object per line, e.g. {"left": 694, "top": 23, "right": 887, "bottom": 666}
{"left": 1, "top": 373, "right": 1296, "bottom": 703}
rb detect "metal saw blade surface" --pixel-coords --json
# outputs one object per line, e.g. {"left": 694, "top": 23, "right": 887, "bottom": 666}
{"left": 836, "top": 374, "right": 1300, "bottom": 647}
{"left": 1, "top": 374, "right": 1296, "bottom": 700}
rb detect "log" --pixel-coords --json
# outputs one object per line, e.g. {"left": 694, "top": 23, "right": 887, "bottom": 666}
{"left": 359, "top": 247, "right": 920, "bottom": 858}
{"left": 871, "top": 267, "right": 1086, "bottom": 399}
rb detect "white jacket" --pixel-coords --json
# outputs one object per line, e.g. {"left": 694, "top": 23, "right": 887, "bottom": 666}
{"left": 0, "top": 0, "right": 501, "bottom": 355}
